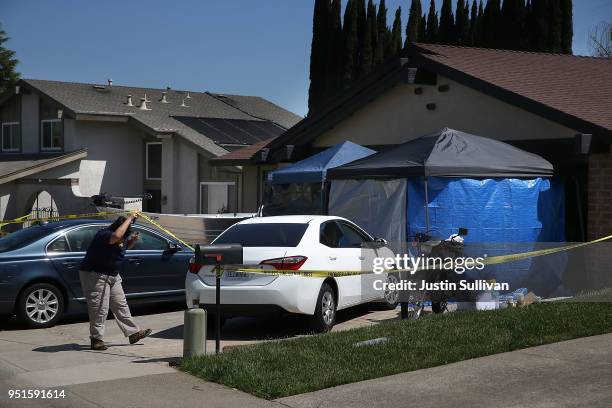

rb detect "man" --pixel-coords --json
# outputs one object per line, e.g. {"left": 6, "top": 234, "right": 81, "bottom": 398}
{"left": 80, "top": 214, "right": 152, "bottom": 350}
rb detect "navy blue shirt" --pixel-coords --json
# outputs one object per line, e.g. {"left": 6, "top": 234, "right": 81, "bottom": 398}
{"left": 80, "top": 229, "right": 127, "bottom": 276}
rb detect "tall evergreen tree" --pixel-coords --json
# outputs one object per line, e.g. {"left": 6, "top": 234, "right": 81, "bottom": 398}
{"left": 438, "top": 0, "right": 455, "bottom": 44}
{"left": 389, "top": 6, "right": 403, "bottom": 55}
{"left": 0, "top": 24, "right": 19, "bottom": 95}
{"left": 355, "top": 0, "right": 368, "bottom": 80}
{"left": 358, "top": 0, "right": 375, "bottom": 78}
{"left": 368, "top": 0, "right": 380, "bottom": 66}
{"left": 342, "top": 0, "right": 359, "bottom": 89}
{"left": 418, "top": 13, "right": 427, "bottom": 42}
{"left": 531, "top": 0, "right": 550, "bottom": 52}
{"left": 483, "top": 0, "right": 501, "bottom": 47}
{"left": 548, "top": 0, "right": 562, "bottom": 52}
{"left": 476, "top": 0, "right": 485, "bottom": 46}
{"left": 560, "top": 0, "right": 573, "bottom": 54}
{"left": 500, "top": 0, "right": 527, "bottom": 50}
{"left": 325, "top": 0, "right": 343, "bottom": 100}
{"left": 455, "top": 0, "right": 471, "bottom": 45}
{"left": 374, "top": 0, "right": 388, "bottom": 65}
{"left": 469, "top": 0, "right": 478, "bottom": 45}
{"left": 406, "top": 0, "right": 423, "bottom": 46}
{"left": 426, "top": 0, "right": 439, "bottom": 43}
{"left": 308, "top": 0, "right": 331, "bottom": 114}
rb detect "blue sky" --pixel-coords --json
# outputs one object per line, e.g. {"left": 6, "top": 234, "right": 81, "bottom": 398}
{"left": 2, "top": 0, "right": 610, "bottom": 116}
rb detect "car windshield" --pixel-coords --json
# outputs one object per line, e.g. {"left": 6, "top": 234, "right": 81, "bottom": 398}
{"left": 0, "top": 225, "right": 52, "bottom": 253}
{"left": 214, "top": 223, "right": 308, "bottom": 247}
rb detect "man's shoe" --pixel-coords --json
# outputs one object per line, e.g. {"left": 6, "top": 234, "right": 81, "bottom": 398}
{"left": 129, "top": 328, "right": 152, "bottom": 344}
{"left": 91, "top": 339, "right": 108, "bottom": 351}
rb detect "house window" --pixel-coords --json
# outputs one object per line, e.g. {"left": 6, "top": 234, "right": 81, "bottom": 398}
{"left": 200, "top": 182, "right": 237, "bottom": 214}
{"left": 146, "top": 142, "right": 162, "bottom": 180}
{"left": 1, "top": 122, "right": 21, "bottom": 152}
{"left": 40, "top": 119, "right": 63, "bottom": 151}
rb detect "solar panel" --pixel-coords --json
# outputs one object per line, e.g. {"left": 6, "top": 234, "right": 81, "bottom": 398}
{"left": 174, "top": 117, "right": 285, "bottom": 146}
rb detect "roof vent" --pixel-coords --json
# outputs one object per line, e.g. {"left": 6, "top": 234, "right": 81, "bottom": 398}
{"left": 186, "top": 92, "right": 191, "bottom": 99}
{"left": 126, "top": 95, "right": 134, "bottom": 107}
{"left": 160, "top": 92, "right": 169, "bottom": 103}
{"left": 180, "top": 98, "right": 189, "bottom": 108}
{"left": 139, "top": 98, "right": 151, "bottom": 111}
{"left": 143, "top": 93, "right": 150, "bottom": 102}
{"left": 107, "top": 78, "right": 113, "bottom": 87}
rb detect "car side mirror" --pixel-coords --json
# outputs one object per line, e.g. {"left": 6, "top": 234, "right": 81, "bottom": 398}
{"left": 370, "top": 237, "right": 388, "bottom": 248}
{"left": 165, "top": 242, "right": 181, "bottom": 254}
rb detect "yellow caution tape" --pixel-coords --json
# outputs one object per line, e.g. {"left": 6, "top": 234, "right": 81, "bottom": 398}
{"left": 221, "top": 233, "right": 612, "bottom": 278}
{"left": 137, "top": 212, "right": 195, "bottom": 251}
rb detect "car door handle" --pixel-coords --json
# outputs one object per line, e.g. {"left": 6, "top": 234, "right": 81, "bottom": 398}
{"left": 358, "top": 256, "right": 365, "bottom": 260}
{"left": 329, "top": 256, "right": 337, "bottom": 261}
{"left": 61, "top": 261, "right": 78, "bottom": 268}
{"left": 128, "top": 258, "right": 144, "bottom": 264}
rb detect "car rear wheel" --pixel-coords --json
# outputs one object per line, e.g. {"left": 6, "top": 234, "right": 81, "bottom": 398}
{"left": 310, "top": 283, "right": 336, "bottom": 333}
{"left": 17, "top": 283, "right": 64, "bottom": 329}
{"left": 381, "top": 273, "right": 400, "bottom": 310}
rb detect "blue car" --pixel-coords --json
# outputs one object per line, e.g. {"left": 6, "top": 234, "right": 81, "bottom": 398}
{"left": 0, "top": 219, "right": 193, "bottom": 328}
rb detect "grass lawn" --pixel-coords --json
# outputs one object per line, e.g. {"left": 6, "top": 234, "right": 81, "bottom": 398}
{"left": 179, "top": 298, "right": 612, "bottom": 399}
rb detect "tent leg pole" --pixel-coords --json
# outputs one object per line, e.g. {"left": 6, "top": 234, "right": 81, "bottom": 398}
{"left": 424, "top": 177, "right": 430, "bottom": 233}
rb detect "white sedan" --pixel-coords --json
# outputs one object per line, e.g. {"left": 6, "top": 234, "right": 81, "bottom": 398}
{"left": 185, "top": 215, "right": 398, "bottom": 332}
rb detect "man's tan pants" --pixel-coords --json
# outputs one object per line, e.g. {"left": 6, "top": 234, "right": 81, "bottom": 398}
{"left": 79, "top": 271, "right": 140, "bottom": 341}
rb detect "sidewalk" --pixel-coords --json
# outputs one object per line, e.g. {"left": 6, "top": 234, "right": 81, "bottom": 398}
{"left": 277, "top": 333, "right": 612, "bottom": 408}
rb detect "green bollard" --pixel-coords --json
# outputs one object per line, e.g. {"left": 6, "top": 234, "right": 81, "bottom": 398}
{"left": 183, "top": 308, "right": 207, "bottom": 358}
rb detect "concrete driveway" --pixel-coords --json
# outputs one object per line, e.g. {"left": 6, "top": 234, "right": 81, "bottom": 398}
{"left": 0, "top": 303, "right": 398, "bottom": 390}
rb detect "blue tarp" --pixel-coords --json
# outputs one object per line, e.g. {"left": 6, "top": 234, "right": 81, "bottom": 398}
{"left": 268, "top": 141, "right": 375, "bottom": 184}
{"left": 407, "top": 177, "right": 567, "bottom": 295}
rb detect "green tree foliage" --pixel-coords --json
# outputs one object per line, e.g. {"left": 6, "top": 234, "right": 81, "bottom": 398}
{"left": 426, "top": 0, "right": 439, "bottom": 43}
{"left": 308, "top": 0, "right": 331, "bottom": 113}
{"left": 560, "top": 0, "right": 573, "bottom": 54}
{"left": 468, "top": 0, "right": 479, "bottom": 45}
{"left": 374, "top": 0, "right": 389, "bottom": 65}
{"left": 482, "top": 0, "right": 501, "bottom": 47}
{"left": 418, "top": 13, "right": 427, "bottom": 42}
{"left": 358, "top": 0, "right": 375, "bottom": 79}
{"left": 0, "top": 24, "right": 19, "bottom": 96}
{"left": 389, "top": 7, "right": 403, "bottom": 56}
{"left": 548, "top": 0, "right": 563, "bottom": 52}
{"left": 342, "top": 0, "right": 359, "bottom": 89}
{"left": 500, "top": 0, "right": 527, "bottom": 50}
{"left": 455, "top": 0, "right": 471, "bottom": 45}
{"left": 325, "top": 0, "right": 343, "bottom": 99}
{"left": 406, "top": 0, "right": 423, "bottom": 46}
{"left": 438, "top": 0, "right": 455, "bottom": 44}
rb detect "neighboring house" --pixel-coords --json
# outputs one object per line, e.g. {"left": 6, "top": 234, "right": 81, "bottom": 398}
{"left": 0, "top": 79, "right": 301, "bottom": 224}
{"left": 246, "top": 44, "right": 612, "bottom": 242}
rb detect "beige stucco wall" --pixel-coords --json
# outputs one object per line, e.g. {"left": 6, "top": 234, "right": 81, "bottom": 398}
{"left": 314, "top": 76, "right": 578, "bottom": 148}
{"left": 64, "top": 119, "right": 145, "bottom": 197}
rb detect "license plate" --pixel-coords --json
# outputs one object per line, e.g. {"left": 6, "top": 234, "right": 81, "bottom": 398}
{"left": 225, "top": 271, "right": 249, "bottom": 279}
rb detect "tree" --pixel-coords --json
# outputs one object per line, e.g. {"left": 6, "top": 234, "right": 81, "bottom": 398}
{"left": 483, "top": 0, "right": 501, "bottom": 47}
{"left": 548, "top": 0, "right": 562, "bottom": 53}
{"left": 406, "top": 0, "right": 423, "bottom": 46}
{"left": 355, "top": 0, "right": 368, "bottom": 79}
{"left": 560, "top": 0, "right": 573, "bottom": 54}
{"left": 438, "top": 0, "right": 455, "bottom": 44}
{"left": 476, "top": 0, "right": 485, "bottom": 46}
{"left": 455, "top": 0, "right": 471, "bottom": 45}
{"left": 342, "top": 0, "right": 359, "bottom": 89}
{"left": 324, "top": 0, "right": 343, "bottom": 100}
{"left": 468, "top": 0, "right": 478, "bottom": 45}
{"left": 0, "top": 24, "right": 19, "bottom": 96}
{"left": 358, "top": 0, "right": 375, "bottom": 78}
{"left": 588, "top": 21, "right": 611, "bottom": 58}
{"left": 308, "top": 0, "right": 331, "bottom": 113}
{"left": 374, "top": 0, "right": 388, "bottom": 65}
{"left": 426, "top": 0, "right": 439, "bottom": 43}
{"left": 531, "top": 0, "right": 550, "bottom": 52}
{"left": 389, "top": 7, "right": 403, "bottom": 56}
{"left": 500, "top": 0, "right": 527, "bottom": 50}
{"left": 418, "top": 13, "right": 427, "bottom": 42}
